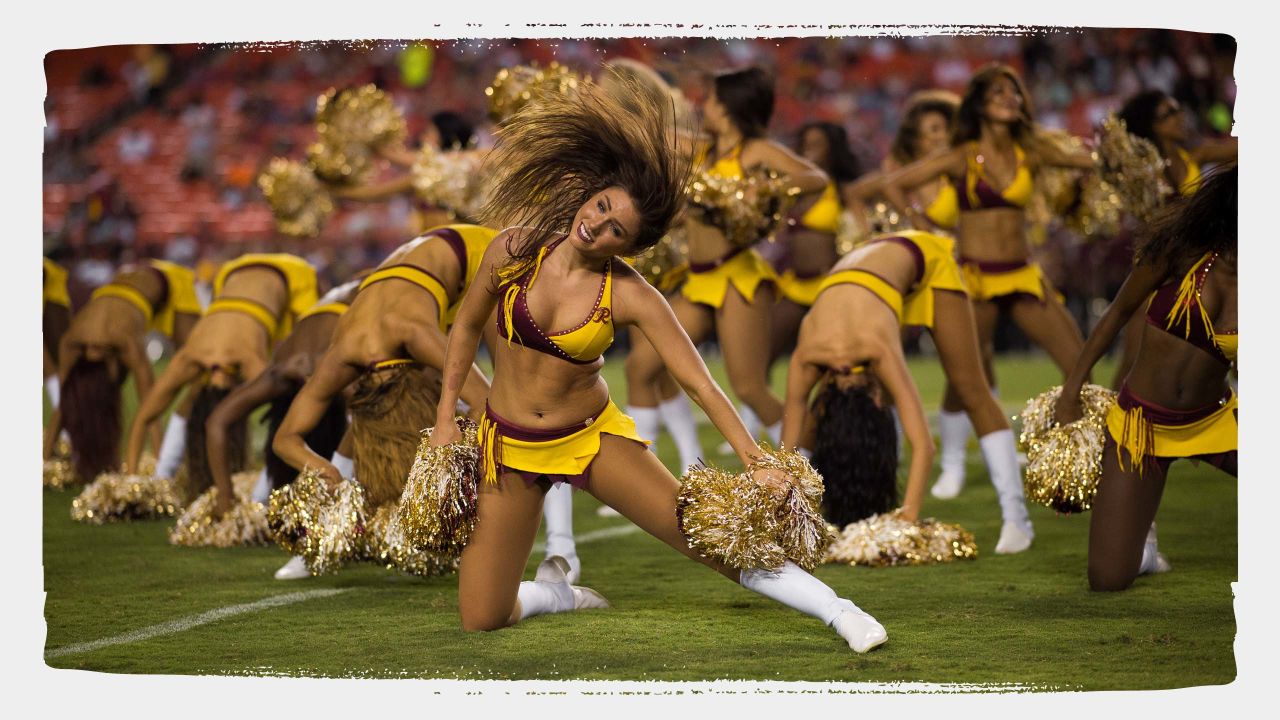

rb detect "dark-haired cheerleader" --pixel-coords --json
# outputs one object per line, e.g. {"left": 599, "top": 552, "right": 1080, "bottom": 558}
{"left": 1109, "top": 90, "right": 1238, "bottom": 388}
{"left": 201, "top": 280, "right": 360, "bottom": 577}
{"left": 625, "top": 66, "right": 831, "bottom": 452}
{"left": 1055, "top": 166, "right": 1236, "bottom": 591}
{"left": 781, "top": 230, "right": 1033, "bottom": 552}
{"left": 426, "top": 70, "right": 885, "bottom": 652}
{"left": 45, "top": 259, "right": 202, "bottom": 483}
{"left": 121, "top": 254, "right": 318, "bottom": 503}
{"left": 42, "top": 258, "right": 72, "bottom": 413}
{"left": 883, "top": 64, "right": 1093, "bottom": 501}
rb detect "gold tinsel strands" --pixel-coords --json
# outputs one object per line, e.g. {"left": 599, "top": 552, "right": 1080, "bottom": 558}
{"left": 365, "top": 502, "right": 458, "bottom": 578}
{"left": 676, "top": 445, "right": 833, "bottom": 572}
{"left": 485, "top": 62, "right": 584, "bottom": 124}
{"left": 1096, "top": 115, "right": 1171, "bottom": 224}
{"left": 70, "top": 455, "right": 178, "bottom": 524}
{"left": 1027, "top": 129, "right": 1125, "bottom": 239}
{"left": 1018, "top": 383, "right": 1117, "bottom": 514}
{"left": 167, "top": 470, "right": 270, "bottom": 548}
{"left": 686, "top": 170, "right": 803, "bottom": 248}
{"left": 266, "top": 468, "right": 367, "bottom": 575}
{"left": 305, "top": 85, "right": 406, "bottom": 186}
{"left": 258, "top": 157, "right": 335, "bottom": 238}
{"left": 394, "top": 418, "right": 481, "bottom": 557}
{"left": 43, "top": 436, "right": 75, "bottom": 489}
{"left": 410, "top": 146, "right": 489, "bottom": 221}
{"left": 824, "top": 511, "right": 978, "bottom": 567}
{"left": 626, "top": 226, "right": 689, "bottom": 293}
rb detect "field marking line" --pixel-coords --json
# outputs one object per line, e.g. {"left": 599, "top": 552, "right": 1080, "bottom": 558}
{"left": 532, "top": 522, "right": 643, "bottom": 553}
{"left": 45, "top": 588, "right": 353, "bottom": 660}
{"left": 48, "top": 524, "right": 642, "bottom": 659}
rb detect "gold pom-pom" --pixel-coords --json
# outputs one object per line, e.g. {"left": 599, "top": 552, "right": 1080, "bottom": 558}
{"left": 314, "top": 84, "right": 406, "bottom": 151}
{"left": 686, "top": 169, "right": 802, "bottom": 248}
{"left": 364, "top": 502, "right": 458, "bottom": 578}
{"left": 266, "top": 469, "right": 367, "bottom": 575}
{"left": 43, "top": 436, "right": 76, "bottom": 489}
{"left": 1096, "top": 115, "right": 1171, "bottom": 223}
{"left": 167, "top": 470, "right": 271, "bottom": 548}
{"left": 394, "top": 418, "right": 481, "bottom": 557}
{"left": 258, "top": 157, "right": 334, "bottom": 237}
{"left": 824, "top": 511, "right": 978, "bottom": 567}
{"left": 485, "top": 62, "right": 584, "bottom": 124}
{"left": 305, "top": 138, "right": 373, "bottom": 186}
{"left": 676, "top": 446, "right": 834, "bottom": 572}
{"left": 410, "top": 146, "right": 489, "bottom": 220}
{"left": 1017, "top": 384, "right": 1117, "bottom": 513}
{"left": 626, "top": 226, "right": 689, "bottom": 292}
{"left": 70, "top": 467, "right": 181, "bottom": 524}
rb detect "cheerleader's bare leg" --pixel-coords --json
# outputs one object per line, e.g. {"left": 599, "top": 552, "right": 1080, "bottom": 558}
{"left": 934, "top": 297, "right": 999, "bottom": 499}
{"left": 717, "top": 284, "right": 785, "bottom": 445}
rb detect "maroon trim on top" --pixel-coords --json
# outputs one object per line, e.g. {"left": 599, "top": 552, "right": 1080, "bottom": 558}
{"left": 225, "top": 262, "right": 289, "bottom": 294}
{"left": 143, "top": 263, "right": 171, "bottom": 314}
{"left": 875, "top": 235, "right": 926, "bottom": 288}
{"left": 429, "top": 227, "right": 468, "bottom": 293}
{"left": 1143, "top": 263, "right": 1232, "bottom": 367}
{"left": 1116, "top": 384, "right": 1231, "bottom": 426}
{"left": 689, "top": 246, "right": 748, "bottom": 274}
{"left": 484, "top": 401, "right": 610, "bottom": 442}
{"left": 956, "top": 175, "right": 1020, "bottom": 212}
{"left": 495, "top": 237, "right": 601, "bottom": 365}
{"left": 958, "top": 256, "right": 1030, "bottom": 274}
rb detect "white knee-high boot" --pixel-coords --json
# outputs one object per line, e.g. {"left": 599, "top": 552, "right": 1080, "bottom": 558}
{"left": 517, "top": 556, "right": 607, "bottom": 621}
{"left": 542, "top": 482, "right": 580, "bottom": 583}
{"left": 251, "top": 467, "right": 271, "bottom": 503}
{"left": 1138, "top": 522, "right": 1171, "bottom": 575}
{"left": 45, "top": 375, "right": 60, "bottom": 409}
{"left": 155, "top": 414, "right": 188, "bottom": 480}
{"left": 739, "top": 561, "right": 887, "bottom": 653}
{"left": 657, "top": 394, "right": 704, "bottom": 473}
{"left": 932, "top": 409, "right": 972, "bottom": 499}
{"left": 330, "top": 450, "right": 355, "bottom": 480}
{"left": 978, "top": 429, "right": 1034, "bottom": 554}
{"left": 628, "top": 405, "right": 661, "bottom": 450}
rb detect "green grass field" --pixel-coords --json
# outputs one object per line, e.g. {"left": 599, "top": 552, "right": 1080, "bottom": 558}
{"left": 41, "top": 355, "right": 1238, "bottom": 688}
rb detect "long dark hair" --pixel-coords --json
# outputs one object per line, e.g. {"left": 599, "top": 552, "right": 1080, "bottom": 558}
{"left": 61, "top": 358, "right": 124, "bottom": 481}
{"left": 431, "top": 110, "right": 476, "bottom": 151}
{"left": 262, "top": 383, "right": 347, "bottom": 491}
{"left": 1117, "top": 90, "right": 1170, "bottom": 147}
{"left": 1135, "top": 164, "right": 1237, "bottom": 275}
{"left": 953, "top": 64, "right": 1034, "bottom": 145}
{"left": 183, "top": 384, "right": 247, "bottom": 502}
{"left": 891, "top": 90, "right": 960, "bottom": 165}
{"left": 480, "top": 68, "right": 691, "bottom": 279}
{"left": 809, "top": 380, "right": 899, "bottom": 527}
{"left": 712, "top": 66, "right": 774, "bottom": 139}
{"left": 797, "top": 121, "right": 861, "bottom": 184}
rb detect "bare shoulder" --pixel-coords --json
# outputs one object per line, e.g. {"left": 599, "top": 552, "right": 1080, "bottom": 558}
{"left": 609, "top": 259, "right": 663, "bottom": 322}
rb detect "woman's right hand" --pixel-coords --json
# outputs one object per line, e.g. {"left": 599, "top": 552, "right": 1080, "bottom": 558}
{"left": 317, "top": 462, "right": 345, "bottom": 492}
{"left": 1054, "top": 388, "right": 1084, "bottom": 427}
{"left": 429, "top": 415, "right": 462, "bottom": 448}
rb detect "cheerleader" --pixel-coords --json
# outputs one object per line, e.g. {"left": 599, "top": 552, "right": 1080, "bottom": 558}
{"left": 42, "top": 257, "right": 72, "bottom": 411}
{"left": 625, "top": 66, "right": 830, "bottom": 451}
{"left": 883, "top": 65, "right": 1093, "bottom": 500}
{"left": 1055, "top": 166, "right": 1236, "bottom": 591}
{"left": 45, "top": 258, "right": 202, "bottom": 484}
{"left": 121, "top": 254, "right": 318, "bottom": 503}
{"left": 844, "top": 90, "right": 961, "bottom": 234}
{"left": 1109, "top": 90, "right": 1238, "bottom": 388}
{"left": 780, "top": 230, "right": 1033, "bottom": 551}
{"left": 427, "top": 72, "right": 886, "bottom": 652}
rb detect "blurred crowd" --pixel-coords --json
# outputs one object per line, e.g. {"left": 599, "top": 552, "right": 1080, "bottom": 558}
{"left": 43, "top": 31, "right": 1236, "bottom": 342}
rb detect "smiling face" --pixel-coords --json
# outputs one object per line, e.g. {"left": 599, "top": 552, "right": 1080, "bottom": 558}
{"left": 982, "top": 74, "right": 1026, "bottom": 125}
{"left": 567, "top": 187, "right": 643, "bottom": 258}
{"left": 916, "top": 110, "right": 952, "bottom": 156}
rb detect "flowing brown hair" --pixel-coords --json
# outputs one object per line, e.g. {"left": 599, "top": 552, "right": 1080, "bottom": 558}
{"left": 61, "top": 358, "right": 124, "bottom": 481}
{"left": 953, "top": 64, "right": 1034, "bottom": 145}
{"left": 891, "top": 90, "right": 960, "bottom": 165}
{"left": 478, "top": 67, "right": 693, "bottom": 284}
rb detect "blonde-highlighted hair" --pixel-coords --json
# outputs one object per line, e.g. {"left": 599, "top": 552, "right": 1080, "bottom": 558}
{"left": 479, "top": 67, "right": 693, "bottom": 281}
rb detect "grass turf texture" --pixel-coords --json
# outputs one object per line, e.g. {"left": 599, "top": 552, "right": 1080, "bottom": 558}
{"left": 41, "top": 355, "right": 1237, "bottom": 687}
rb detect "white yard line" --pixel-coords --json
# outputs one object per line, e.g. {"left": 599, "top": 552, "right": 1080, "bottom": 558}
{"left": 49, "top": 523, "right": 644, "bottom": 660}
{"left": 45, "top": 588, "right": 353, "bottom": 660}
{"left": 532, "top": 522, "right": 643, "bottom": 553}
